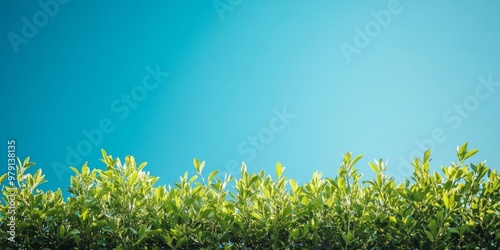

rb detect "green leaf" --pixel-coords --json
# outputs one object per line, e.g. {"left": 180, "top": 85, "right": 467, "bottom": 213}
{"left": 69, "top": 166, "right": 79, "bottom": 175}
{"left": 175, "top": 237, "right": 187, "bottom": 248}
{"left": 442, "top": 193, "right": 450, "bottom": 210}
{"left": 457, "top": 143, "right": 468, "bottom": 155}
{"left": 342, "top": 231, "right": 353, "bottom": 244}
{"left": 0, "top": 173, "right": 6, "bottom": 184}
{"left": 127, "top": 171, "right": 138, "bottom": 186}
{"left": 241, "top": 162, "right": 247, "bottom": 173}
{"left": 100, "top": 149, "right": 108, "bottom": 160}
{"left": 368, "top": 162, "right": 379, "bottom": 173}
{"left": 163, "top": 234, "right": 172, "bottom": 244}
{"left": 459, "top": 225, "right": 470, "bottom": 236}
{"left": 289, "top": 179, "right": 298, "bottom": 192}
{"left": 194, "top": 158, "right": 200, "bottom": 172}
{"left": 81, "top": 162, "right": 89, "bottom": 175}
{"left": 429, "top": 219, "right": 438, "bottom": 236}
{"left": 251, "top": 212, "right": 262, "bottom": 220}
{"left": 165, "top": 200, "right": 179, "bottom": 214}
{"left": 389, "top": 216, "right": 397, "bottom": 224}
{"left": 351, "top": 154, "right": 363, "bottom": 166}
{"left": 101, "top": 148, "right": 109, "bottom": 166}
{"left": 425, "top": 230, "right": 434, "bottom": 241}
{"left": 276, "top": 162, "right": 285, "bottom": 179}
{"left": 156, "top": 187, "right": 164, "bottom": 202}
{"left": 199, "top": 209, "right": 212, "bottom": 220}
{"left": 138, "top": 162, "right": 147, "bottom": 171}
{"left": 189, "top": 175, "right": 198, "bottom": 184}
{"left": 463, "top": 149, "right": 479, "bottom": 160}
{"left": 69, "top": 229, "right": 80, "bottom": 235}
{"left": 448, "top": 227, "right": 458, "bottom": 234}
{"left": 199, "top": 161, "right": 205, "bottom": 173}
{"left": 138, "top": 225, "right": 146, "bottom": 236}
{"left": 94, "top": 220, "right": 107, "bottom": 228}
{"left": 58, "top": 225, "right": 66, "bottom": 237}
{"left": 23, "top": 157, "right": 35, "bottom": 169}
{"left": 283, "top": 204, "right": 292, "bottom": 218}
{"left": 423, "top": 150, "right": 431, "bottom": 162}
{"left": 192, "top": 186, "right": 203, "bottom": 196}
{"left": 207, "top": 171, "right": 219, "bottom": 183}
{"left": 81, "top": 210, "right": 89, "bottom": 221}
{"left": 129, "top": 228, "right": 138, "bottom": 235}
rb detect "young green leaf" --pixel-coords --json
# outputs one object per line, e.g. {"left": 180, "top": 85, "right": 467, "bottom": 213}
{"left": 138, "top": 162, "right": 148, "bottom": 171}
{"left": 368, "top": 162, "right": 379, "bottom": 173}
{"left": 194, "top": 158, "right": 201, "bottom": 173}
{"left": 442, "top": 193, "right": 451, "bottom": 210}
{"left": 351, "top": 154, "right": 363, "bottom": 166}
{"left": 0, "top": 173, "right": 6, "bottom": 184}
{"left": 69, "top": 166, "right": 80, "bottom": 175}
{"left": 276, "top": 162, "right": 285, "bottom": 179}
{"left": 208, "top": 170, "right": 219, "bottom": 182}
{"left": 423, "top": 150, "right": 431, "bottom": 162}
{"left": 289, "top": 179, "right": 298, "bottom": 192}
{"left": 457, "top": 143, "right": 468, "bottom": 155}
{"left": 241, "top": 162, "right": 247, "bottom": 173}
{"left": 463, "top": 149, "right": 479, "bottom": 161}
{"left": 156, "top": 187, "right": 164, "bottom": 202}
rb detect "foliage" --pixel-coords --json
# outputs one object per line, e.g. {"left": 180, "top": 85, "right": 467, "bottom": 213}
{"left": 1, "top": 143, "right": 499, "bottom": 249}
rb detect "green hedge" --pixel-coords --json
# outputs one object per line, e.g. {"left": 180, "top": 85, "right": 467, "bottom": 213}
{"left": 1, "top": 143, "right": 499, "bottom": 249}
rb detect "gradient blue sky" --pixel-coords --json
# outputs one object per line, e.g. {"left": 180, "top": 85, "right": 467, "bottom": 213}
{"left": 1, "top": 0, "right": 499, "bottom": 196}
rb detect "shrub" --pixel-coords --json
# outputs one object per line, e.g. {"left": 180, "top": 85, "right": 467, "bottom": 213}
{"left": 1, "top": 143, "right": 499, "bottom": 249}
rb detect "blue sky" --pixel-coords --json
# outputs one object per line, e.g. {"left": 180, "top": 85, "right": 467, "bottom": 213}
{"left": 1, "top": 0, "right": 499, "bottom": 196}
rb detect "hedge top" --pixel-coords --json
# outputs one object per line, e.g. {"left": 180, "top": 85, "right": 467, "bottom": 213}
{"left": 1, "top": 143, "right": 499, "bottom": 249}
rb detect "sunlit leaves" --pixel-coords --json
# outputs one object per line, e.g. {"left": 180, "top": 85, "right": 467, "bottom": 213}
{"left": 0, "top": 144, "right": 498, "bottom": 248}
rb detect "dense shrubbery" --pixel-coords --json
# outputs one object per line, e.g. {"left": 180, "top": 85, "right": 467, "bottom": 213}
{"left": 1, "top": 143, "right": 499, "bottom": 249}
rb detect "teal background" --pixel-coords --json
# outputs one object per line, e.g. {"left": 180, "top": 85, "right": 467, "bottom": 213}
{"left": 1, "top": 0, "right": 499, "bottom": 196}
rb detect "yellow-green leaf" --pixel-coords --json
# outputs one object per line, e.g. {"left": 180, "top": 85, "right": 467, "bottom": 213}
{"left": 289, "top": 179, "right": 298, "bottom": 192}
{"left": 276, "top": 162, "right": 285, "bottom": 179}
{"left": 368, "top": 162, "right": 379, "bottom": 173}
{"left": 208, "top": 170, "right": 219, "bottom": 182}
{"left": 0, "top": 173, "right": 6, "bottom": 183}
{"left": 464, "top": 149, "right": 479, "bottom": 160}
{"left": 193, "top": 158, "right": 200, "bottom": 172}
{"left": 156, "top": 187, "right": 164, "bottom": 202}
{"left": 251, "top": 212, "right": 262, "bottom": 220}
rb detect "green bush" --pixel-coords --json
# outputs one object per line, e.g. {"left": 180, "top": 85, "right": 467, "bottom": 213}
{"left": 1, "top": 143, "right": 499, "bottom": 249}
